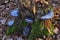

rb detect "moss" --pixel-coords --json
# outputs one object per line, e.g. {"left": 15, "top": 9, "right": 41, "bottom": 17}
{"left": 28, "top": 19, "right": 49, "bottom": 40}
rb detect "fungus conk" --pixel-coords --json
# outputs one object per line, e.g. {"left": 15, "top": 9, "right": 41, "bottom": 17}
{"left": 25, "top": 17, "right": 33, "bottom": 24}
{"left": 10, "top": 8, "right": 19, "bottom": 17}
{"left": 7, "top": 20, "right": 14, "bottom": 26}
{"left": 41, "top": 10, "right": 54, "bottom": 20}
{"left": 22, "top": 26, "right": 31, "bottom": 37}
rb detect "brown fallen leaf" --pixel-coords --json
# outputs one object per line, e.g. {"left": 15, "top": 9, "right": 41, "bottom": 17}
{"left": 44, "top": 20, "right": 52, "bottom": 34}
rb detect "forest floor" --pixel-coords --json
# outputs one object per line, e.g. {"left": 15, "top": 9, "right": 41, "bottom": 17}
{"left": 0, "top": 0, "right": 60, "bottom": 40}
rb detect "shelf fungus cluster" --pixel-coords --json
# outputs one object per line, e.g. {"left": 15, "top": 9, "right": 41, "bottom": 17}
{"left": 5, "top": 0, "right": 54, "bottom": 37}
{"left": 0, "top": 0, "right": 55, "bottom": 40}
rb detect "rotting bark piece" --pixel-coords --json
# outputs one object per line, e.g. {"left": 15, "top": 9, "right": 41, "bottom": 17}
{"left": 2, "top": 9, "right": 9, "bottom": 18}
{"left": 0, "top": 5, "right": 5, "bottom": 12}
{"left": 0, "top": 28, "right": 2, "bottom": 37}
{"left": 10, "top": 0, "right": 18, "bottom": 3}
{"left": 6, "top": 2, "right": 17, "bottom": 10}
{"left": 4, "top": 0, "right": 9, "bottom": 3}
{"left": 0, "top": 28, "right": 2, "bottom": 33}
{"left": 6, "top": 37, "right": 13, "bottom": 40}
{"left": 0, "top": 0, "right": 5, "bottom": 4}
{"left": 17, "top": 37, "right": 24, "bottom": 40}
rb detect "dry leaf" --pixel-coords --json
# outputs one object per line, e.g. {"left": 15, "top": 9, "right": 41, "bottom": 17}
{"left": 44, "top": 20, "right": 52, "bottom": 34}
